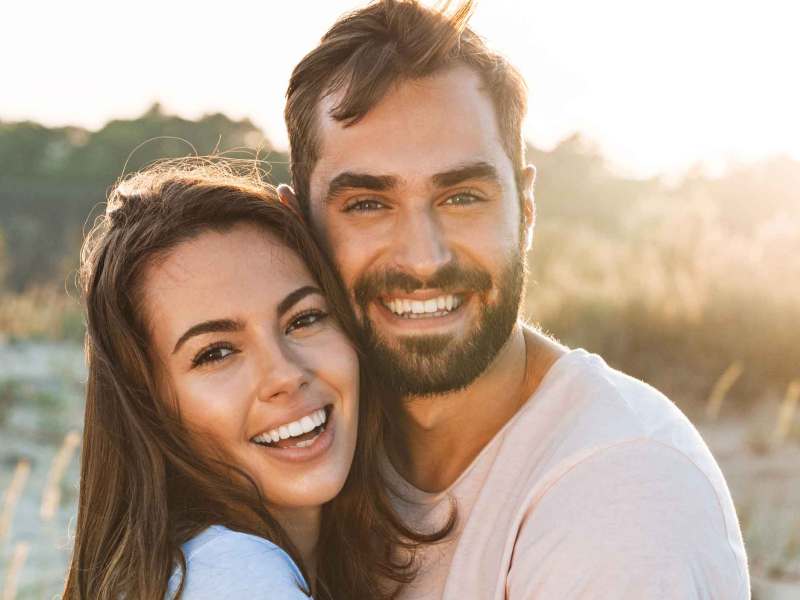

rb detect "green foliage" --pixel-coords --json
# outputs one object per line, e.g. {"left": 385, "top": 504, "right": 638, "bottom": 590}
{"left": 0, "top": 104, "right": 289, "bottom": 290}
{"left": 0, "top": 227, "right": 7, "bottom": 289}
{"left": 0, "top": 378, "right": 22, "bottom": 426}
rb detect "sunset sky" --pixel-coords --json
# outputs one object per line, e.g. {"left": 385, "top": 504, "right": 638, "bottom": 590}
{"left": 3, "top": 0, "right": 798, "bottom": 177}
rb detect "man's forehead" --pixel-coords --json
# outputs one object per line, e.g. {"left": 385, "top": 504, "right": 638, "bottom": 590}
{"left": 310, "top": 66, "right": 510, "bottom": 194}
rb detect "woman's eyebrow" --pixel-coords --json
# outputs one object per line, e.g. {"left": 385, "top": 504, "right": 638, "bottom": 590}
{"left": 171, "top": 286, "right": 323, "bottom": 354}
{"left": 277, "top": 285, "right": 324, "bottom": 318}
{"left": 172, "top": 319, "right": 244, "bottom": 354}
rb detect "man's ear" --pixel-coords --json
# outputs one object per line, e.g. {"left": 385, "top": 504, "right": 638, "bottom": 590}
{"left": 521, "top": 165, "right": 536, "bottom": 252}
{"left": 277, "top": 184, "right": 300, "bottom": 212}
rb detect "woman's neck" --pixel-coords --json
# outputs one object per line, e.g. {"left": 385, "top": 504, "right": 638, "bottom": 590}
{"left": 271, "top": 505, "right": 321, "bottom": 589}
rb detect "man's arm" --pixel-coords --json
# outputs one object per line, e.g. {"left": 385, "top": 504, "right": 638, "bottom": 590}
{"left": 506, "top": 439, "right": 749, "bottom": 599}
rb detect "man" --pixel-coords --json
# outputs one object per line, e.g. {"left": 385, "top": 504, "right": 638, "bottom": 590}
{"left": 279, "top": 1, "right": 750, "bottom": 597}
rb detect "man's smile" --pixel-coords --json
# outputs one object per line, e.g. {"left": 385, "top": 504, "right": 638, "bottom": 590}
{"left": 381, "top": 293, "right": 465, "bottom": 318}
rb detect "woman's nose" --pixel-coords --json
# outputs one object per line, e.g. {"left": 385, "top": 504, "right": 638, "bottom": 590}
{"left": 255, "top": 342, "right": 309, "bottom": 402}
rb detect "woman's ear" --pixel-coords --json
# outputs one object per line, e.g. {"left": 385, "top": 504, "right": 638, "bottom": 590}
{"left": 277, "top": 184, "right": 300, "bottom": 211}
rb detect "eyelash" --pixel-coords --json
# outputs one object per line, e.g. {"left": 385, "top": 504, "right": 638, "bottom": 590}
{"left": 286, "top": 309, "right": 329, "bottom": 333}
{"left": 343, "top": 198, "right": 386, "bottom": 213}
{"left": 191, "top": 342, "right": 237, "bottom": 368}
{"left": 342, "top": 190, "right": 485, "bottom": 213}
{"left": 442, "top": 192, "right": 483, "bottom": 206}
{"left": 189, "top": 309, "right": 329, "bottom": 368}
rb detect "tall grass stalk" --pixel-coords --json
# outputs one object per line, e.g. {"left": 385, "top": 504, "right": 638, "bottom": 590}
{"left": 775, "top": 380, "right": 800, "bottom": 443}
{"left": 1, "top": 541, "right": 30, "bottom": 600}
{"left": 40, "top": 430, "right": 81, "bottom": 522}
{"left": 0, "top": 460, "right": 30, "bottom": 541}
{"left": 705, "top": 362, "right": 744, "bottom": 421}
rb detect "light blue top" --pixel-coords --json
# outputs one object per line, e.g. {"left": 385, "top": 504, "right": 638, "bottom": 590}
{"left": 166, "top": 525, "right": 311, "bottom": 599}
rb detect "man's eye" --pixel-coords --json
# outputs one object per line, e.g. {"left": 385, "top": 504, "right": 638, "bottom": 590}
{"left": 286, "top": 310, "right": 329, "bottom": 334}
{"left": 443, "top": 192, "right": 482, "bottom": 206}
{"left": 343, "top": 198, "right": 386, "bottom": 213}
{"left": 191, "top": 344, "right": 237, "bottom": 368}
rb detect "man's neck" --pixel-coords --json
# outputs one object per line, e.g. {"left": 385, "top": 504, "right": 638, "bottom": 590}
{"left": 386, "top": 324, "right": 565, "bottom": 493}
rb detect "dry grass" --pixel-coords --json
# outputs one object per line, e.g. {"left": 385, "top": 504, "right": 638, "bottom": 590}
{"left": 0, "top": 286, "right": 83, "bottom": 341}
{"left": 1, "top": 542, "right": 30, "bottom": 600}
{"left": 40, "top": 430, "right": 81, "bottom": 522}
{"left": 706, "top": 362, "right": 744, "bottom": 421}
{"left": 0, "top": 460, "right": 30, "bottom": 542}
{"left": 775, "top": 381, "right": 800, "bottom": 443}
{"left": 525, "top": 188, "right": 800, "bottom": 407}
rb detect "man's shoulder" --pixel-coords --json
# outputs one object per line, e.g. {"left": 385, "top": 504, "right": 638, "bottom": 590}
{"left": 451, "top": 349, "right": 748, "bottom": 598}
{"left": 516, "top": 347, "right": 700, "bottom": 454}
{"left": 500, "top": 347, "right": 726, "bottom": 498}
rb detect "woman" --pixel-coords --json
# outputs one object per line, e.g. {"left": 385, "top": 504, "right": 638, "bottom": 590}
{"left": 63, "top": 160, "right": 451, "bottom": 599}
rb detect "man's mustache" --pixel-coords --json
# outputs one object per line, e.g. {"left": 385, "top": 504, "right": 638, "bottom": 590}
{"left": 353, "top": 263, "right": 492, "bottom": 307}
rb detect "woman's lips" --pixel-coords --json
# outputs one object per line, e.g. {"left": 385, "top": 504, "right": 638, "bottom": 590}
{"left": 252, "top": 407, "right": 335, "bottom": 464}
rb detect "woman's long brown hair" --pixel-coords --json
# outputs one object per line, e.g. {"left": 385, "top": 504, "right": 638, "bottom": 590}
{"left": 63, "top": 160, "right": 453, "bottom": 600}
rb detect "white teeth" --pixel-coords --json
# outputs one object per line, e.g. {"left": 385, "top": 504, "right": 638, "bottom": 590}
{"left": 383, "top": 294, "right": 462, "bottom": 317}
{"left": 294, "top": 436, "right": 318, "bottom": 448}
{"left": 253, "top": 408, "right": 328, "bottom": 445}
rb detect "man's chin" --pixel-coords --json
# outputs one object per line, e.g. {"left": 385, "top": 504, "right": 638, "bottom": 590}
{"left": 363, "top": 319, "right": 512, "bottom": 398}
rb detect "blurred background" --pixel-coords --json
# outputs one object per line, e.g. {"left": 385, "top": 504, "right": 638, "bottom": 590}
{"left": 1, "top": 1, "right": 798, "bottom": 598}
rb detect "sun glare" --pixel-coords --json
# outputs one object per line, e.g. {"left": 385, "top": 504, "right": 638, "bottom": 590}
{"left": 3, "top": 0, "right": 799, "bottom": 177}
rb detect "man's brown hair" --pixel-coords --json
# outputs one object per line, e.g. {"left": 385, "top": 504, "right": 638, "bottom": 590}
{"left": 285, "top": 0, "right": 528, "bottom": 212}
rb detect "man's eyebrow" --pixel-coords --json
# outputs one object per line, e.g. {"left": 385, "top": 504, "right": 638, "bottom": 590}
{"left": 172, "top": 319, "right": 244, "bottom": 355}
{"left": 432, "top": 161, "right": 500, "bottom": 188}
{"left": 276, "top": 285, "right": 324, "bottom": 318}
{"left": 326, "top": 172, "right": 399, "bottom": 201}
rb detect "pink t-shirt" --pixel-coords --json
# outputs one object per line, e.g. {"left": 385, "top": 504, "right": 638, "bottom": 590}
{"left": 386, "top": 349, "right": 749, "bottom": 599}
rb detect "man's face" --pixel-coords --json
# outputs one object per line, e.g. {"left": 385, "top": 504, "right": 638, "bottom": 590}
{"left": 307, "top": 65, "right": 532, "bottom": 397}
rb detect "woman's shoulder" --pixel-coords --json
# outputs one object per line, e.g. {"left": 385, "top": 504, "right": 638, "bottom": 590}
{"left": 167, "top": 525, "right": 310, "bottom": 599}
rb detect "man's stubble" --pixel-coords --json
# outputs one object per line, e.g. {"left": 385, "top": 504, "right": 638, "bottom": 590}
{"left": 353, "top": 250, "right": 525, "bottom": 398}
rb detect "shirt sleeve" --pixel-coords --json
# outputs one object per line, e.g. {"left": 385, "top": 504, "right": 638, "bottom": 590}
{"left": 506, "top": 439, "right": 749, "bottom": 599}
{"left": 169, "top": 530, "right": 311, "bottom": 599}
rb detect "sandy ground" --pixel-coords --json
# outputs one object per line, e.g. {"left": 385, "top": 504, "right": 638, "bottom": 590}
{"left": 0, "top": 341, "right": 798, "bottom": 598}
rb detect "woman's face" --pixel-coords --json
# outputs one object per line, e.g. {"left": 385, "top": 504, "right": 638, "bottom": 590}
{"left": 142, "top": 223, "right": 359, "bottom": 509}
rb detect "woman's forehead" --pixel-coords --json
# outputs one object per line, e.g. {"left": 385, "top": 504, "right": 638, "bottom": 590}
{"left": 141, "top": 225, "right": 316, "bottom": 343}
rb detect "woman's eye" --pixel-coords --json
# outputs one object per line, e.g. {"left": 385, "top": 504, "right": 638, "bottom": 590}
{"left": 343, "top": 198, "right": 386, "bottom": 213}
{"left": 191, "top": 344, "right": 237, "bottom": 368}
{"left": 443, "top": 192, "right": 482, "bottom": 206}
{"left": 286, "top": 310, "right": 328, "bottom": 334}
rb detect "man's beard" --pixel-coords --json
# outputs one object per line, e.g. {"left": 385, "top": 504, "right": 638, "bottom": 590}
{"left": 353, "top": 253, "right": 525, "bottom": 397}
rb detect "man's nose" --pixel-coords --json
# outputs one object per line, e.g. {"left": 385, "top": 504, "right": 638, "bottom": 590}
{"left": 255, "top": 341, "right": 309, "bottom": 402}
{"left": 392, "top": 208, "right": 452, "bottom": 281}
